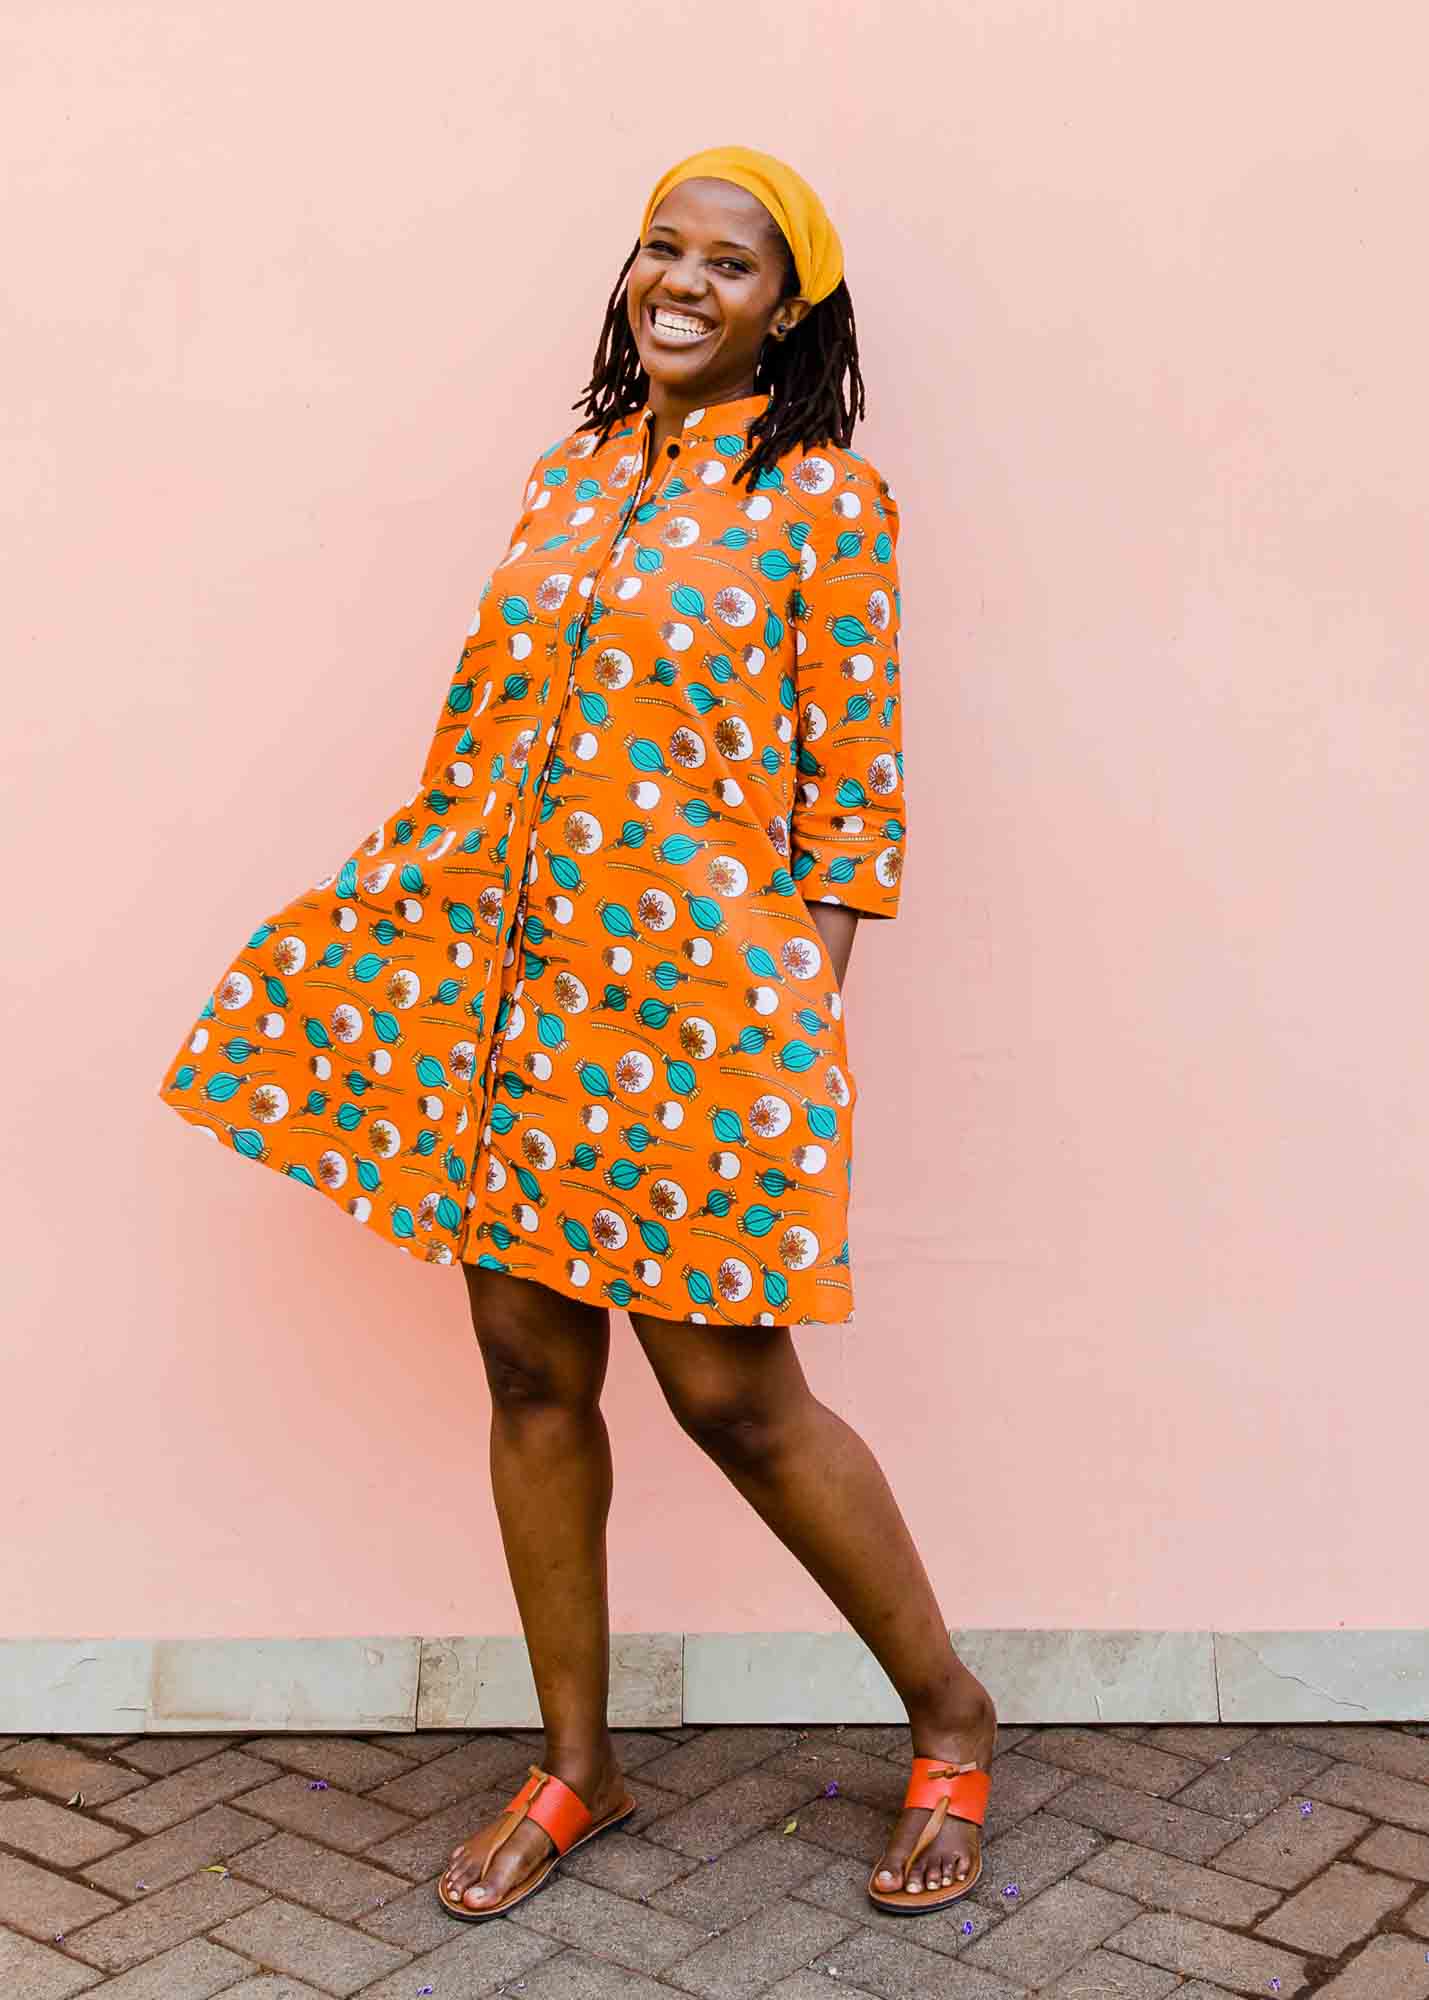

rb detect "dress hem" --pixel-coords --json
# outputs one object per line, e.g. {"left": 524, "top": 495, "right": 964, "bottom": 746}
{"left": 158, "top": 1082, "right": 856, "bottom": 1328}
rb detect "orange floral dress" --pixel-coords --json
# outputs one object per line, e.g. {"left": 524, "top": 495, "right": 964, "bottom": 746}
{"left": 158, "top": 389, "right": 906, "bottom": 1324}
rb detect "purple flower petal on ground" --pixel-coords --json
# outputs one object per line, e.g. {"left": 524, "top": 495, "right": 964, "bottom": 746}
{"left": 1002, "top": 1881, "right": 1020, "bottom": 1897}
{"left": 308, "top": 1779, "right": 329, "bottom": 1790}
{"left": 824, "top": 1780, "right": 839, "bottom": 1795}
{"left": 962, "top": 1918, "right": 975, "bottom": 1934}
{"left": 1299, "top": 1800, "right": 1313, "bottom": 1815}
{"left": 1270, "top": 1981, "right": 1281, "bottom": 1992}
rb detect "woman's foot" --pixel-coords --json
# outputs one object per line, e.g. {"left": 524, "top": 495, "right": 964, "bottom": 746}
{"left": 872, "top": 1675, "right": 998, "bottom": 1897}
{"left": 441, "top": 1739, "right": 628, "bottom": 1914}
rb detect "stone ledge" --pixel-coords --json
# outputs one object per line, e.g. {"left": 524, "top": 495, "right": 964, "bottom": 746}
{"left": 1215, "top": 1632, "right": 1429, "bottom": 1722}
{"left": 1, "top": 1631, "right": 1423, "bottom": 1733}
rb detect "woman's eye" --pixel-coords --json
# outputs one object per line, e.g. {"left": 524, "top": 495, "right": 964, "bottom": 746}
{"left": 643, "top": 243, "right": 749, "bottom": 275}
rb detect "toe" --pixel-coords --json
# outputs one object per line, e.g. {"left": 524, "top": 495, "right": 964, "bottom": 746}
{"left": 873, "top": 1828, "right": 914, "bottom": 1892}
{"left": 443, "top": 1846, "right": 492, "bottom": 1903}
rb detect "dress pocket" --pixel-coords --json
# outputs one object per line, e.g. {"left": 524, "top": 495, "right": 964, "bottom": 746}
{"left": 829, "top": 1030, "right": 858, "bottom": 1110}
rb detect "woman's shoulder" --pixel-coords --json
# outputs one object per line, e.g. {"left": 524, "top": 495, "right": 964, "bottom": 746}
{"left": 519, "top": 412, "right": 644, "bottom": 493}
{"left": 789, "top": 432, "right": 900, "bottom": 530}
{"left": 524, "top": 416, "right": 594, "bottom": 474}
{"left": 507, "top": 417, "right": 608, "bottom": 520}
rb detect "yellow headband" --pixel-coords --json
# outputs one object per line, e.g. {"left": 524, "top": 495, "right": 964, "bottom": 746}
{"left": 639, "top": 144, "right": 844, "bottom": 307}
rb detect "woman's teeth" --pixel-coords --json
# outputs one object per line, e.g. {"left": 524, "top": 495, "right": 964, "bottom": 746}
{"left": 650, "top": 308, "right": 713, "bottom": 343}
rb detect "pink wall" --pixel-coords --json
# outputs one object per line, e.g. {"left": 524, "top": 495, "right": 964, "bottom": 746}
{"left": 4, "top": 3, "right": 1426, "bottom": 1640}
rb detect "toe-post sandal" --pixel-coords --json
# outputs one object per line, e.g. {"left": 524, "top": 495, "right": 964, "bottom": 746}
{"left": 437, "top": 1762, "right": 638, "bottom": 1921}
{"left": 866, "top": 1755, "right": 992, "bottom": 1913}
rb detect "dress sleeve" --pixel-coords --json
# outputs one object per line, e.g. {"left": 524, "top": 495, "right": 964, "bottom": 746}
{"left": 788, "top": 465, "right": 907, "bottom": 918}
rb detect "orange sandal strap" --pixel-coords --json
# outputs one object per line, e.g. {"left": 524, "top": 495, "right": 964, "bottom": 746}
{"left": 898, "top": 1757, "right": 990, "bottom": 1881}
{"left": 476, "top": 1764, "right": 595, "bottom": 1882}
{"left": 903, "top": 1758, "right": 991, "bottom": 1820}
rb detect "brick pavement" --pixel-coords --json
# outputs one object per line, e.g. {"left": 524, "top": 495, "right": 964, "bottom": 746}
{"left": 1, "top": 1723, "right": 1427, "bottom": 1997}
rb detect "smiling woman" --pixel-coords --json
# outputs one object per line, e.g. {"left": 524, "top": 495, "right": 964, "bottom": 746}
{"left": 158, "top": 140, "right": 994, "bottom": 1939}
{"left": 158, "top": 146, "right": 901, "bottom": 1310}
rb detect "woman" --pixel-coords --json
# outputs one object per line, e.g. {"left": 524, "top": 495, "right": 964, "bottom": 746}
{"left": 157, "top": 143, "right": 997, "bottom": 1920}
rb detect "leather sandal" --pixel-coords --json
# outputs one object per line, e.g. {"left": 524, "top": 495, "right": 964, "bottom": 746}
{"left": 866, "top": 1755, "right": 991, "bottom": 1912}
{"left": 437, "top": 1761, "right": 638, "bottom": 1922}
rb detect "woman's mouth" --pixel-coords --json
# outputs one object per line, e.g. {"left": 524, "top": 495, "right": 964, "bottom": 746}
{"left": 646, "top": 303, "right": 716, "bottom": 347}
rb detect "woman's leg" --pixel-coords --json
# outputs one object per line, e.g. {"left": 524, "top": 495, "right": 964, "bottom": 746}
{"left": 628, "top": 1310, "right": 997, "bottom": 1897}
{"left": 442, "top": 1268, "right": 628, "bottom": 1912}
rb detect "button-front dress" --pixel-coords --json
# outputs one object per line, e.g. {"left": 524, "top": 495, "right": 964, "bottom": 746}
{"left": 157, "top": 389, "right": 906, "bottom": 1324}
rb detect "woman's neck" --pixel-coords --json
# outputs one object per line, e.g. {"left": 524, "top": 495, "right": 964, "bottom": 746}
{"left": 645, "top": 379, "right": 760, "bottom": 460}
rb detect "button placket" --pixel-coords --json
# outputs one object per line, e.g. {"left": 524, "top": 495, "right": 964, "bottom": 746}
{"left": 463, "top": 420, "right": 658, "bottom": 1237}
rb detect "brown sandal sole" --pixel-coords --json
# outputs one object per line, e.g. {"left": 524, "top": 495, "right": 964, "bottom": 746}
{"left": 437, "top": 1793, "right": 638, "bottom": 1922}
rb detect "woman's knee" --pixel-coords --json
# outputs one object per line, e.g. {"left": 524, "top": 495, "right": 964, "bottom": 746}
{"left": 677, "top": 1394, "right": 784, "bottom": 1466}
{"left": 629, "top": 1314, "right": 808, "bottom": 1464}
{"left": 478, "top": 1334, "right": 570, "bottom": 1414}
{"left": 463, "top": 1268, "right": 608, "bottom": 1415}
{"left": 659, "top": 1368, "right": 800, "bottom": 1466}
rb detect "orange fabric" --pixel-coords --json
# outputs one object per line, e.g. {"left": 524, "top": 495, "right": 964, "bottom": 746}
{"left": 157, "top": 390, "right": 906, "bottom": 1323}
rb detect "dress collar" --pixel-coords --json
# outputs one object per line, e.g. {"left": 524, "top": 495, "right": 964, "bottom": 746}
{"left": 632, "top": 389, "right": 772, "bottom": 446}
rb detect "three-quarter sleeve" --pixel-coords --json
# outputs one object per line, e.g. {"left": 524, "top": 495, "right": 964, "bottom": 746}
{"left": 788, "top": 466, "right": 907, "bottom": 918}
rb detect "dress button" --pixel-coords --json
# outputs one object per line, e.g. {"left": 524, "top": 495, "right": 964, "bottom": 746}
{"left": 666, "top": 442, "right": 678, "bottom": 458}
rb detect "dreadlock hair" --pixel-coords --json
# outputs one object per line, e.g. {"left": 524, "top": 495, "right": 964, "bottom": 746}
{"left": 569, "top": 235, "right": 866, "bottom": 494}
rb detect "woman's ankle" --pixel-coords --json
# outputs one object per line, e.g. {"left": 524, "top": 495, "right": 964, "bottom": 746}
{"left": 907, "top": 1664, "right": 995, "bottom": 1738}
{"left": 539, "top": 1728, "right": 620, "bottom": 1776}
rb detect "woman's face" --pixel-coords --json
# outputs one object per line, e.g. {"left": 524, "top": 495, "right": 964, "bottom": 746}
{"left": 627, "top": 177, "right": 810, "bottom": 403}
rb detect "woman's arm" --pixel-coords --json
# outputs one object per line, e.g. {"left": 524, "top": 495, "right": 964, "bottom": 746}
{"left": 786, "top": 463, "right": 906, "bottom": 927}
{"left": 809, "top": 901, "right": 860, "bottom": 993}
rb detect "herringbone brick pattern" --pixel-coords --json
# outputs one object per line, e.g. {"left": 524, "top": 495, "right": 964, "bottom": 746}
{"left": 1, "top": 1723, "right": 1428, "bottom": 1997}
